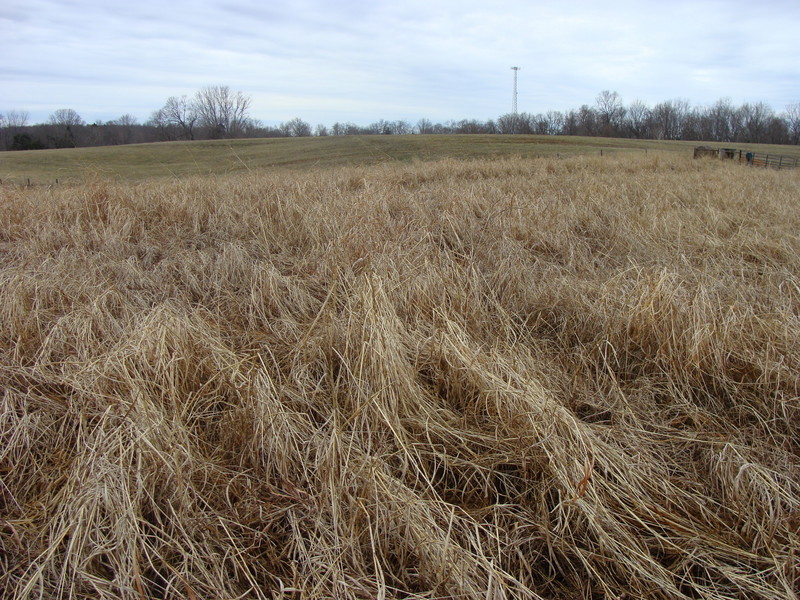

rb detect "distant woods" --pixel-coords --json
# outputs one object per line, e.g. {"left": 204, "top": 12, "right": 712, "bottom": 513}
{"left": 3, "top": 88, "right": 800, "bottom": 150}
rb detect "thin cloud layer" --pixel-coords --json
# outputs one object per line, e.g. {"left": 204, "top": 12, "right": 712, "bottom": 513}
{"left": 2, "top": 0, "right": 798, "bottom": 125}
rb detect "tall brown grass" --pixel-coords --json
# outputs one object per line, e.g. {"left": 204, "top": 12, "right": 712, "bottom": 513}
{"left": 1, "top": 153, "right": 799, "bottom": 599}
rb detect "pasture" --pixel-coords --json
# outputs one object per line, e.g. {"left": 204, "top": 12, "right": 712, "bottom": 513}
{"left": 1, "top": 141, "right": 799, "bottom": 599}
{"left": 5, "top": 133, "right": 798, "bottom": 183}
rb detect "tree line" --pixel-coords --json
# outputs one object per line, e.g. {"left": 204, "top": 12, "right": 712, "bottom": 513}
{"left": 3, "top": 86, "right": 800, "bottom": 151}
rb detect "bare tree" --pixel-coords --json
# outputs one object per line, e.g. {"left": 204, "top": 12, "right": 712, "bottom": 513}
{"left": 4, "top": 109, "right": 29, "bottom": 128}
{"left": 702, "top": 98, "right": 734, "bottom": 142}
{"left": 368, "top": 119, "right": 393, "bottom": 135}
{"left": 416, "top": 118, "right": 434, "bottom": 134}
{"left": 107, "top": 114, "right": 140, "bottom": 144}
{"left": 562, "top": 110, "right": 578, "bottom": 135}
{"left": 625, "top": 100, "right": 650, "bottom": 138}
{"left": 47, "top": 108, "right": 85, "bottom": 147}
{"left": 242, "top": 118, "right": 264, "bottom": 138}
{"left": 390, "top": 120, "right": 412, "bottom": 135}
{"left": 147, "top": 108, "right": 173, "bottom": 140}
{"left": 282, "top": 117, "right": 312, "bottom": 137}
{"left": 193, "top": 85, "right": 252, "bottom": 138}
{"left": 114, "top": 113, "right": 139, "bottom": 128}
{"left": 49, "top": 108, "right": 84, "bottom": 127}
{"left": 497, "top": 113, "right": 527, "bottom": 134}
{"left": 680, "top": 107, "right": 706, "bottom": 141}
{"left": 595, "top": 90, "right": 625, "bottom": 136}
{"left": 544, "top": 111, "right": 564, "bottom": 135}
{"left": 149, "top": 96, "right": 196, "bottom": 140}
{"left": 650, "top": 99, "right": 690, "bottom": 140}
{"left": 764, "top": 115, "right": 789, "bottom": 144}
{"left": 531, "top": 113, "right": 549, "bottom": 135}
{"left": 576, "top": 105, "right": 598, "bottom": 136}
{"left": 785, "top": 102, "right": 800, "bottom": 145}
{"left": 739, "top": 102, "right": 773, "bottom": 143}
{"left": 1, "top": 109, "right": 30, "bottom": 149}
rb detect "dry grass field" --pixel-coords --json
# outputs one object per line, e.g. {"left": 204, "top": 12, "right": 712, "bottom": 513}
{"left": 1, "top": 152, "right": 799, "bottom": 599}
{"left": 6, "top": 134, "right": 788, "bottom": 184}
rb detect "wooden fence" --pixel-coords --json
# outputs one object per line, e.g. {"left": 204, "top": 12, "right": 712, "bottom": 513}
{"left": 746, "top": 151, "right": 799, "bottom": 170}
{"left": 717, "top": 147, "right": 799, "bottom": 170}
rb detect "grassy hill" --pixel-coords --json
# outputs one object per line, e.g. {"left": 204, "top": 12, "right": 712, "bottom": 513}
{"left": 3, "top": 134, "right": 797, "bottom": 184}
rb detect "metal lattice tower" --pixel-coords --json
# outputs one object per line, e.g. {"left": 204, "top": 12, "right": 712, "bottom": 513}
{"left": 510, "top": 67, "right": 520, "bottom": 114}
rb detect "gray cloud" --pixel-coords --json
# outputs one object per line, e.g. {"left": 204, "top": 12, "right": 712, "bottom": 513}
{"left": 2, "top": 0, "right": 799, "bottom": 125}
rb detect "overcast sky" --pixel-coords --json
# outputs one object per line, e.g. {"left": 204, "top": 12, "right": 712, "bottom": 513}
{"left": 2, "top": 0, "right": 799, "bottom": 126}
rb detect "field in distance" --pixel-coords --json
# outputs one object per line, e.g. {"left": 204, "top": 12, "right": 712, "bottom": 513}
{"left": 3, "top": 133, "right": 799, "bottom": 183}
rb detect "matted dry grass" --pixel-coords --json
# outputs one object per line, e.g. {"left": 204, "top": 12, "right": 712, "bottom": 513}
{"left": 1, "top": 154, "right": 798, "bottom": 599}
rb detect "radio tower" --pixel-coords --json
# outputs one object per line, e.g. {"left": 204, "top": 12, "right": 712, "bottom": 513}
{"left": 510, "top": 67, "right": 520, "bottom": 114}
